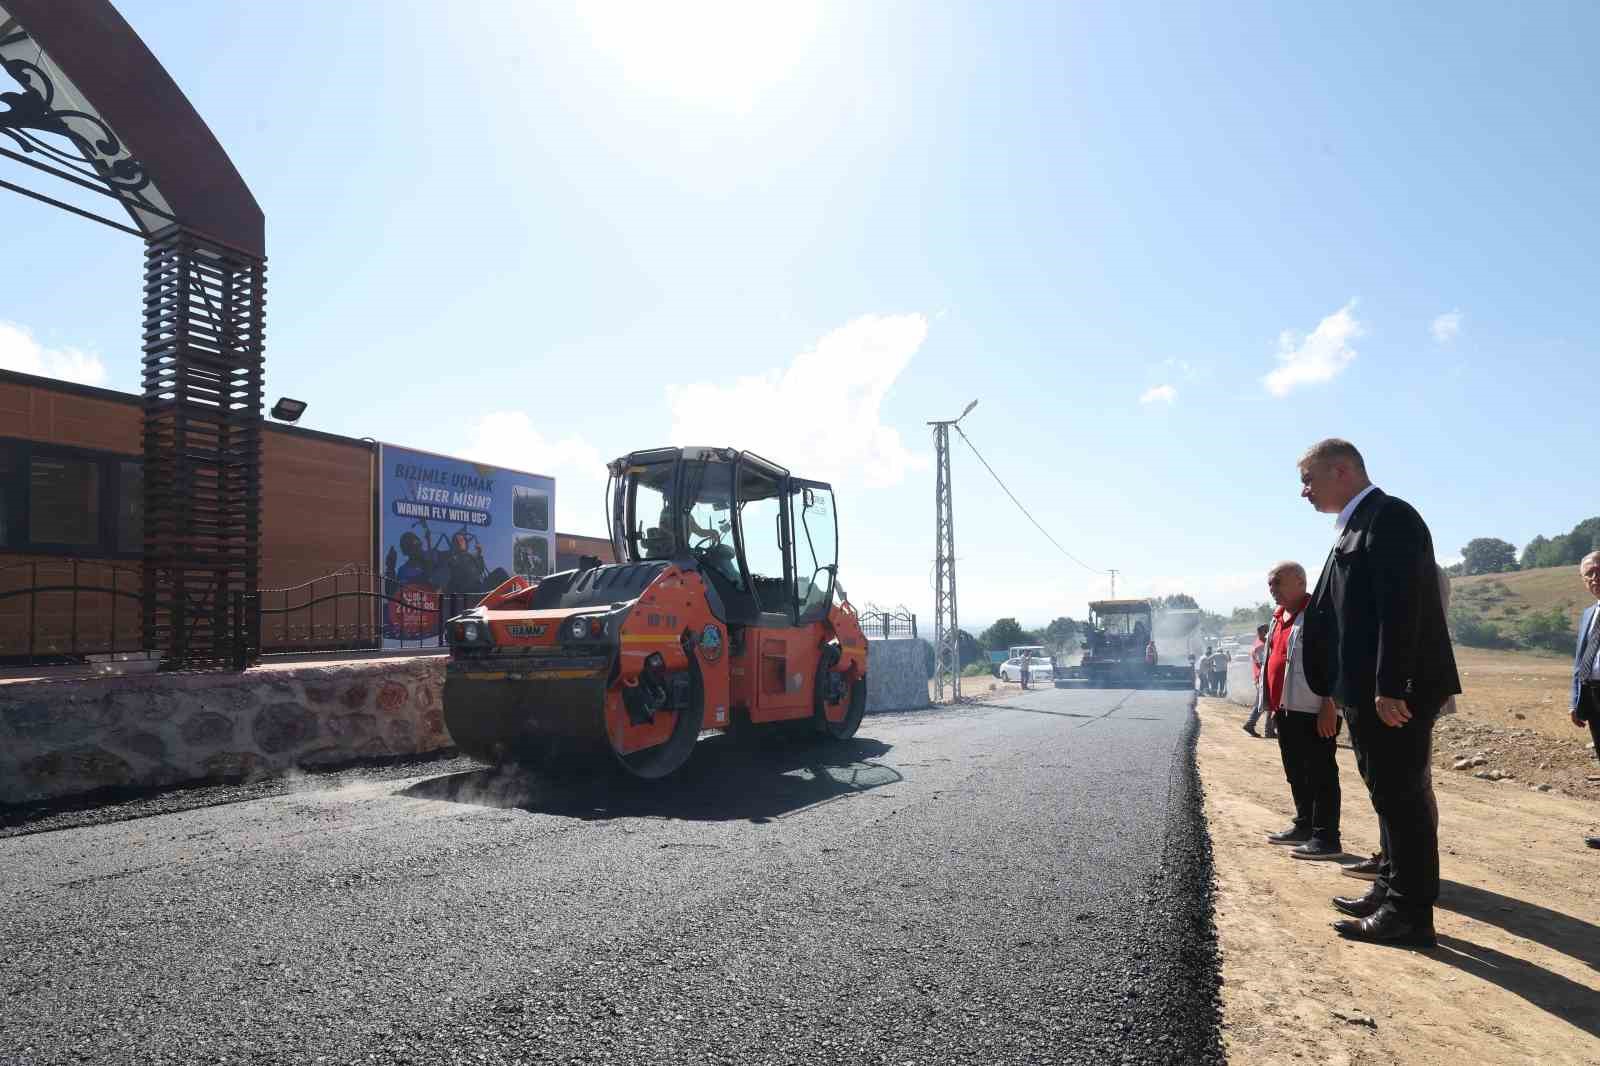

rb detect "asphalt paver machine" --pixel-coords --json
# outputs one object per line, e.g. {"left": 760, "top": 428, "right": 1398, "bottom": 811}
{"left": 442, "top": 447, "right": 868, "bottom": 778}
{"left": 1057, "top": 598, "right": 1198, "bottom": 689}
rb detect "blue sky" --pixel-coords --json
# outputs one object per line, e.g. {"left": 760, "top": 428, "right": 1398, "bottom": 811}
{"left": 3, "top": 1, "right": 1596, "bottom": 630}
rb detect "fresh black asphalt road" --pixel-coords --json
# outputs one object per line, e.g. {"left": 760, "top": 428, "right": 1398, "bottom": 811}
{"left": 0, "top": 686, "right": 1220, "bottom": 1066}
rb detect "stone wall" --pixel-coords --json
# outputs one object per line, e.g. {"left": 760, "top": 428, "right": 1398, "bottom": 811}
{"left": 2, "top": 637, "right": 937, "bottom": 807}
{"left": 865, "top": 638, "right": 930, "bottom": 713}
{"left": 0, "top": 656, "right": 449, "bottom": 806}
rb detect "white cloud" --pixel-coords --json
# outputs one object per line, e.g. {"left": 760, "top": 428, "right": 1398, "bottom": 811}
{"left": 667, "top": 312, "right": 930, "bottom": 489}
{"left": 1430, "top": 310, "right": 1462, "bottom": 344}
{"left": 1262, "top": 301, "right": 1362, "bottom": 397}
{"left": 0, "top": 320, "right": 107, "bottom": 386}
{"left": 459, "top": 412, "right": 610, "bottom": 535}
{"left": 456, "top": 313, "right": 930, "bottom": 536}
{"left": 1139, "top": 384, "right": 1177, "bottom": 406}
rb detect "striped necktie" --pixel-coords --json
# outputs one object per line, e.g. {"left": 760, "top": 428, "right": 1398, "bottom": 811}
{"left": 1580, "top": 612, "right": 1600, "bottom": 684}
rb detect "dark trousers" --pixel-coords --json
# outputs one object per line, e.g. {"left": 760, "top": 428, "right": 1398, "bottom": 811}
{"left": 1214, "top": 670, "right": 1228, "bottom": 697}
{"left": 1583, "top": 684, "right": 1600, "bottom": 758}
{"left": 1275, "top": 710, "right": 1341, "bottom": 845}
{"left": 1345, "top": 699, "right": 1439, "bottom": 916}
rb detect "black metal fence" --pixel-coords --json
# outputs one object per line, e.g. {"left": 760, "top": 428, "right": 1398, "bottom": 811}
{"left": 1, "top": 561, "right": 484, "bottom": 670}
{"left": 235, "top": 565, "right": 482, "bottom": 668}
{"left": 859, "top": 607, "right": 917, "bottom": 639}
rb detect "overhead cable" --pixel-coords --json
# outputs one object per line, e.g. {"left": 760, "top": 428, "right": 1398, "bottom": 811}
{"left": 952, "top": 424, "right": 1110, "bottom": 576}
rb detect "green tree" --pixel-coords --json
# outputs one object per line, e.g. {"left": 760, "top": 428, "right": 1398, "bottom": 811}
{"left": 1517, "top": 517, "right": 1600, "bottom": 569}
{"left": 1518, "top": 534, "right": 1549, "bottom": 570}
{"left": 981, "top": 617, "right": 1028, "bottom": 651}
{"left": 1156, "top": 593, "right": 1199, "bottom": 610}
{"left": 957, "top": 629, "right": 982, "bottom": 667}
{"left": 1460, "top": 537, "right": 1517, "bottom": 575}
{"left": 1229, "top": 603, "right": 1273, "bottom": 624}
{"left": 1044, "top": 616, "right": 1079, "bottom": 643}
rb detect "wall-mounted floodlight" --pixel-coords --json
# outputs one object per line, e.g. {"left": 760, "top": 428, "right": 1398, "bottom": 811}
{"left": 270, "top": 397, "right": 307, "bottom": 422}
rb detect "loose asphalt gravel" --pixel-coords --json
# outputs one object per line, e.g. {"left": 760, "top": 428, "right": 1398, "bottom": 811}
{"left": 0, "top": 686, "right": 1221, "bottom": 1066}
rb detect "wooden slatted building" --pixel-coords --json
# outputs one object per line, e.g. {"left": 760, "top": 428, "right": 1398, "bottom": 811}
{"left": 0, "top": 368, "right": 611, "bottom": 659}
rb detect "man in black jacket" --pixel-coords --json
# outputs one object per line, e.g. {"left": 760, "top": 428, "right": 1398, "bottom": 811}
{"left": 1298, "top": 439, "right": 1460, "bottom": 947}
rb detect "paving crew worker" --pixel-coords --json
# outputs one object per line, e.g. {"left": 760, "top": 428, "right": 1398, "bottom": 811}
{"left": 1257, "top": 560, "right": 1342, "bottom": 860}
{"left": 1298, "top": 438, "right": 1460, "bottom": 948}
{"left": 1212, "top": 647, "right": 1230, "bottom": 699}
{"left": 1208, "top": 647, "right": 1225, "bottom": 696}
{"left": 1244, "top": 623, "right": 1277, "bottom": 738}
{"left": 1570, "top": 551, "right": 1600, "bottom": 851}
{"left": 1019, "top": 650, "right": 1032, "bottom": 690}
{"left": 1198, "top": 647, "right": 1215, "bottom": 696}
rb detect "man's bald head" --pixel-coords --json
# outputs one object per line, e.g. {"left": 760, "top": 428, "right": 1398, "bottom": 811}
{"left": 1266, "top": 560, "right": 1308, "bottom": 608}
{"left": 1268, "top": 560, "right": 1306, "bottom": 582}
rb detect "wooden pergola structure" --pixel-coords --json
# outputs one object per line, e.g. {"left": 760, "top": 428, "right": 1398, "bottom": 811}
{"left": 1, "top": 0, "right": 265, "bottom": 667}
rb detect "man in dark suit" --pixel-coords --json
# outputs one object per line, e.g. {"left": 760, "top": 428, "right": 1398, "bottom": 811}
{"left": 1298, "top": 439, "right": 1460, "bottom": 947}
{"left": 1571, "top": 551, "right": 1600, "bottom": 850}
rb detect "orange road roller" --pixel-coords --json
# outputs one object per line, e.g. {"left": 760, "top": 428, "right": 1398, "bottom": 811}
{"left": 442, "top": 447, "right": 869, "bottom": 778}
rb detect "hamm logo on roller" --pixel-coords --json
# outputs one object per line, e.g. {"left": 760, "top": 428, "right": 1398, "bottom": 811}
{"left": 506, "top": 623, "right": 548, "bottom": 638}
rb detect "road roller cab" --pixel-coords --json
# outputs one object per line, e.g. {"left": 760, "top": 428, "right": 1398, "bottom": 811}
{"left": 442, "top": 447, "right": 868, "bottom": 778}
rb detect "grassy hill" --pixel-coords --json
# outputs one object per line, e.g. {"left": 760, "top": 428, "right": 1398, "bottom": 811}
{"left": 1210, "top": 568, "right": 1590, "bottom": 652}
{"left": 1450, "top": 567, "right": 1592, "bottom": 654}
{"left": 1451, "top": 568, "right": 1590, "bottom": 630}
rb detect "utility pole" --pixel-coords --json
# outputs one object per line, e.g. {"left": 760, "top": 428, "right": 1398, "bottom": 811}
{"left": 1109, "top": 569, "right": 1119, "bottom": 598}
{"left": 930, "top": 400, "right": 978, "bottom": 703}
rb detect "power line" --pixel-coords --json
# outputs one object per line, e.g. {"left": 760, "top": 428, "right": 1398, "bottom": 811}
{"left": 952, "top": 424, "right": 1111, "bottom": 578}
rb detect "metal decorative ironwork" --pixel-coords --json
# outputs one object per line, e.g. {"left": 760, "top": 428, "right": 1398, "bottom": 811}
{"left": 859, "top": 605, "right": 917, "bottom": 640}
{"left": 142, "top": 228, "right": 266, "bottom": 669}
{"left": 243, "top": 565, "right": 480, "bottom": 666}
{"left": 0, "top": 13, "right": 174, "bottom": 231}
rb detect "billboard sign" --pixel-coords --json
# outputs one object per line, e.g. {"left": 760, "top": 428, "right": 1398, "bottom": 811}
{"left": 377, "top": 445, "right": 555, "bottom": 643}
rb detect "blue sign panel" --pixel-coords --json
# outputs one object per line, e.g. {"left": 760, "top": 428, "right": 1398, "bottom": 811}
{"left": 378, "top": 444, "right": 555, "bottom": 642}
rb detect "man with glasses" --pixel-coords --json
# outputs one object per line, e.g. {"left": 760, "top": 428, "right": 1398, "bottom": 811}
{"left": 1572, "top": 551, "right": 1600, "bottom": 851}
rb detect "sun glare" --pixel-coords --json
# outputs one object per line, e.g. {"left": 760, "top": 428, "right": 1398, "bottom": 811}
{"left": 577, "top": 0, "right": 822, "bottom": 115}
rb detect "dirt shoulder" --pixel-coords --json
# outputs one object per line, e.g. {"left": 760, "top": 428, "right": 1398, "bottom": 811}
{"left": 1443, "top": 645, "right": 1600, "bottom": 800}
{"left": 1196, "top": 696, "right": 1600, "bottom": 1066}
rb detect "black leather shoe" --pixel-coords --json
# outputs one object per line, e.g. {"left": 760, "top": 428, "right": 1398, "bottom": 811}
{"left": 1291, "top": 839, "right": 1344, "bottom": 861}
{"left": 1332, "top": 887, "right": 1386, "bottom": 918}
{"left": 1267, "top": 825, "right": 1311, "bottom": 845}
{"left": 1587, "top": 835, "right": 1600, "bottom": 850}
{"left": 1340, "top": 853, "right": 1382, "bottom": 880}
{"left": 1332, "top": 909, "right": 1436, "bottom": 948}
{"left": 1243, "top": 723, "right": 1260, "bottom": 737}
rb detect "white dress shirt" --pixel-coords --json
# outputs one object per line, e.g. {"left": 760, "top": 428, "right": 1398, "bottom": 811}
{"left": 1334, "top": 483, "right": 1379, "bottom": 538}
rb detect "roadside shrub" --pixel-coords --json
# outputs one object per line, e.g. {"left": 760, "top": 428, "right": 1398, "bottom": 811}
{"left": 1449, "top": 605, "right": 1510, "bottom": 648}
{"left": 961, "top": 662, "right": 993, "bottom": 677}
{"left": 1515, "top": 607, "right": 1573, "bottom": 653}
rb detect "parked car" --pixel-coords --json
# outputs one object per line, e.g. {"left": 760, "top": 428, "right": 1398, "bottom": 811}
{"left": 999, "top": 655, "right": 1053, "bottom": 683}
